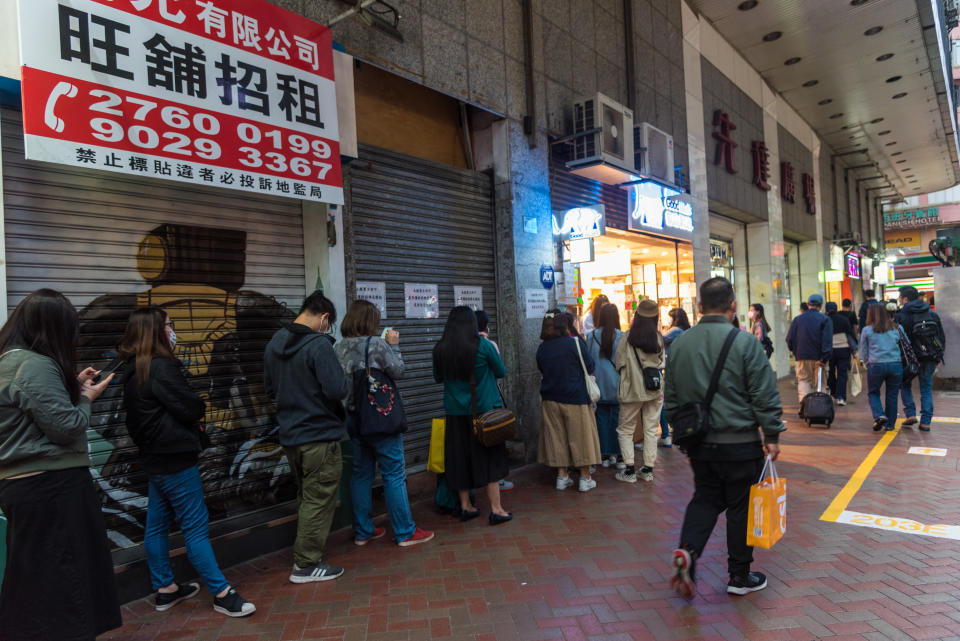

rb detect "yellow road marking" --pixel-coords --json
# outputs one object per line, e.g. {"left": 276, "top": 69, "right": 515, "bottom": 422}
{"left": 933, "top": 417, "right": 960, "bottom": 424}
{"left": 819, "top": 421, "right": 900, "bottom": 522}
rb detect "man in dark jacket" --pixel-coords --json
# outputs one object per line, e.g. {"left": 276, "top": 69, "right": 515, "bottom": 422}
{"left": 896, "top": 286, "right": 946, "bottom": 432}
{"left": 786, "top": 294, "right": 833, "bottom": 403}
{"left": 840, "top": 298, "right": 858, "bottom": 335}
{"left": 858, "top": 289, "right": 878, "bottom": 333}
{"left": 264, "top": 291, "right": 349, "bottom": 584}
{"left": 825, "top": 302, "right": 857, "bottom": 406}
{"left": 666, "top": 277, "right": 784, "bottom": 599}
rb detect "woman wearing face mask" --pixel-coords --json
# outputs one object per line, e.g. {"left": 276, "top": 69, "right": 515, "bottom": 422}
{"left": 748, "top": 303, "right": 774, "bottom": 360}
{"left": 119, "top": 307, "right": 255, "bottom": 618}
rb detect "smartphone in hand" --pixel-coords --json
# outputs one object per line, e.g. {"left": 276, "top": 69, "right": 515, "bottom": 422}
{"left": 93, "top": 357, "right": 125, "bottom": 383}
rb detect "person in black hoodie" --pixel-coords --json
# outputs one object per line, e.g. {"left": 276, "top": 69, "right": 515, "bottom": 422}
{"left": 896, "top": 286, "right": 946, "bottom": 431}
{"left": 825, "top": 302, "right": 857, "bottom": 406}
{"left": 264, "top": 290, "right": 349, "bottom": 584}
{"left": 119, "top": 307, "right": 255, "bottom": 618}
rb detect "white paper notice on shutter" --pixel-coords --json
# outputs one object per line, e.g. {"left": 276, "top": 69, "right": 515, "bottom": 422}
{"left": 454, "top": 286, "right": 483, "bottom": 311}
{"left": 404, "top": 283, "right": 439, "bottom": 319}
{"left": 356, "top": 281, "right": 386, "bottom": 318}
{"left": 17, "top": 0, "right": 343, "bottom": 203}
{"left": 525, "top": 289, "right": 549, "bottom": 319}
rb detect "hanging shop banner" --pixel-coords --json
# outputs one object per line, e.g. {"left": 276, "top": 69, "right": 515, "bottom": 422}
{"left": 356, "top": 281, "right": 387, "bottom": 317}
{"left": 454, "top": 286, "right": 483, "bottom": 311}
{"left": 17, "top": 0, "right": 343, "bottom": 204}
{"left": 404, "top": 283, "right": 439, "bottom": 319}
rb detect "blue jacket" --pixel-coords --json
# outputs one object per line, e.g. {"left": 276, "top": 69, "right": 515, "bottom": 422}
{"left": 662, "top": 326, "right": 685, "bottom": 355}
{"left": 586, "top": 329, "right": 621, "bottom": 403}
{"left": 786, "top": 309, "right": 833, "bottom": 362}
{"left": 858, "top": 299, "right": 878, "bottom": 332}
{"left": 860, "top": 325, "right": 905, "bottom": 365}
{"left": 537, "top": 336, "right": 595, "bottom": 405}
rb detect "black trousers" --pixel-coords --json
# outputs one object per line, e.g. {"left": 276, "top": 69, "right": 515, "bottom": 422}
{"left": 679, "top": 457, "right": 764, "bottom": 578}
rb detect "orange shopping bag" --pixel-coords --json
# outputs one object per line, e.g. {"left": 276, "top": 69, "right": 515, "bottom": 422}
{"left": 746, "top": 456, "right": 786, "bottom": 549}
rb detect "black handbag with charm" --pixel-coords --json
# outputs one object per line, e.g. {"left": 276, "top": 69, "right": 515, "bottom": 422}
{"left": 349, "top": 337, "right": 407, "bottom": 439}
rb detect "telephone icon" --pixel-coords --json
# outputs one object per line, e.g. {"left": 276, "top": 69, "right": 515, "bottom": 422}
{"left": 44, "top": 82, "right": 79, "bottom": 133}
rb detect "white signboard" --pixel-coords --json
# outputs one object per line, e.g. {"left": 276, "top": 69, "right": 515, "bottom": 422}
{"left": 17, "top": 0, "right": 343, "bottom": 203}
{"left": 525, "top": 289, "right": 549, "bottom": 319}
{"left": 404, "top": 283, "right": 439, "bottom": 319}
{"left": 356, "top": 281, "right": 386, "bottom": 318}
{"left": 454, "top": 286, "right": 483, "bottom": 311}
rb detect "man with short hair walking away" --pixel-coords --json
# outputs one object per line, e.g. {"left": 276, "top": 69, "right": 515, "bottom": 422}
{"left": 786, "top": 294, "right": 833, "bottom": 404}
{"left": 666, "top": 278, "right": 784, "bottom": 598}
{"left": 896, "top": 286, "right": 946, "bottom": 432}
{"left": 265, "top": 291, "right": 349, "bottom": 584}
{"left": 859, "top": 289, "right": 878, "bottom": 334}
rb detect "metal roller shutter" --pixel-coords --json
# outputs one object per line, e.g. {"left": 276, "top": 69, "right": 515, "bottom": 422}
{"left": 1, "top": 107, "right": 305, "bottom": 550}
{"left": 549, "top": 154, "right": 629, "bottom": 229}
{"left": 347, "top": 144, "right": 497, "bottom": 470}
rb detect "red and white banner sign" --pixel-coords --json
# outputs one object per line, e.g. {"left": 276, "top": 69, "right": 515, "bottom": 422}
{"left": 18, "top": 0, "right": 343, "bottom": 204}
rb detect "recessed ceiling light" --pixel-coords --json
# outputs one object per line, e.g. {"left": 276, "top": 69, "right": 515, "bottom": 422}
{"left": 870, "top": 118, "right": 884, "bottom": 124}
{"left": 818, "top": 98, "right": 833, "bottom": 105}
{"left": 909, "top": 180, "right": 918, "bottom": 183}
{"left": 892, "top": 92, "right": 908, "bottom": 99}
{"left": 851, "top": 0, "right": 869, "bottom": 4}
{"left": 891, "top": 151, "right": 902, "bottom": 156}
{"left": 785, "top": 57, "right": 802, "bottom": 66}
{"left": 841, "top": 125, "right": 851, "bottom": 130}
{"left": 738, "top": 0, "right": 758, "bottom": 9}
{"left": 763, "top": 31, "right": 782, "bottom": 42}
{"left": 896, "top": 160, "right": 907, "bottom": 164}
{"left": 864, "top": 26, "right": 883, "bottom": 36}
{"left": 803, "top": 79, "right": 819, "bottom": 87}
{"left": 878, "top": 130, "right": 891, "bottom": 135}
{"left": 885, "top": 141, "right": 897, "bottom": 146}
{"left": 830, "top": 113, "right": 844, "bottom": 119}
{"left": 876, "top": 53, "right": 894, "bottom": 61}
{"left": 886, "top": 76, "right": 902, "bottom": 83}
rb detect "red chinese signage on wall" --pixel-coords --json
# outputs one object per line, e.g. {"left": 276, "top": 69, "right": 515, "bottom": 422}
{"left": 18, "top": 0, "right": 343, "bottom": 204}
{"left": 751, "top": 140, "right": 771, "bottom": 191}
{"left": 780, "top": 161, "right": 795, "bottom": 203}
{"left": 712, "top": 110, "right": 737, "bottom": 174}
{"left": 802, "top": 173, "right": 815, "bottom": 214}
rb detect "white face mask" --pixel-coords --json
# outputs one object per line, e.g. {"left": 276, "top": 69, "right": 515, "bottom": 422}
{"left": 747, "top": 310, "right": 756, "bottom": 320}
{"left": 167, "top": 327, "right": 177, "bottom": 349}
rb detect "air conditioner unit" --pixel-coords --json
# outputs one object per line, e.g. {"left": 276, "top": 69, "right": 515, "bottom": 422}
{"left": 635, "top": 122, "right": 675, "bottom": 185}
{"left": 567, "top": 93, "right": 635, "bottom": 185}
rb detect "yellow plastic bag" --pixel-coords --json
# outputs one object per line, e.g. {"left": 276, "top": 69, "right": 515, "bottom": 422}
{"left": 426, "top": 418, "right": 445, "bottom": 474}
{"left": 746, "top": 456, "right": 786, "bottom": 549}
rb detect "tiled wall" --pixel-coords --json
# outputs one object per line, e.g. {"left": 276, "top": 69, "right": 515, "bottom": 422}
{"left": 778, "top": 124, "right": 816, "bottom": 240}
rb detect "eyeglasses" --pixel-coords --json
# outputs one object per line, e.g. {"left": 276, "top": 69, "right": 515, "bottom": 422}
{"left": 164, "top": 320, "right": 175, "bottom": 329}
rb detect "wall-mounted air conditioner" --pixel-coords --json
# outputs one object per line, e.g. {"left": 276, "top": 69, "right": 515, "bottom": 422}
{"left": 635, "top": 122, "right": 675, "bottom": 185}
{"left": 567, "top": 93, "right": 635, "bottom": 185}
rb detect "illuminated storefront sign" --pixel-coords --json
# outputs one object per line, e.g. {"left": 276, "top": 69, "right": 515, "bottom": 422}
{"left": 555, "top": 205, "right": 606, "bottom": 240}
{"left": 825, "top": 270, "right": 844, "bottom": 283}
{"left": 874, "top": 262, "right": 890, "bottom": 285}
{"left": 846, "top": 253, "right": 861, "bottom": 279}
{"left": 627, "top": 182, "right": 694, "bottom": 240}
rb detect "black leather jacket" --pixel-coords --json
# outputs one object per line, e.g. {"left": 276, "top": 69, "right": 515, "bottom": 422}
{"left": 123, "top": 356, "right": 205, "bottom": 457}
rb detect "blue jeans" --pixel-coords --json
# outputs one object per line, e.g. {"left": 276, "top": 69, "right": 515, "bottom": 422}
{"left": 867, "top": 362, "right": 903, "bottom": 424}
{"left": 350, "top": 435, "right": 416, "bottom": 542}
{"left": 595, "top": 402, "right": 621, "bottom": 457}
{"left": 145, "top": 465, "right": 229, "bottom": 595}
{"left": 828, "top": 349, "right": 851, "bottom": 401}
{"left": 659, "top": 406, "right": 669, "bottom": 439}
{"left": 901, "top": 360, "right": 936, "bottom": 425}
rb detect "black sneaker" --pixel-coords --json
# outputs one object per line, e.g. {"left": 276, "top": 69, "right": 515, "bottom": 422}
{"left": 727, "top": 572, "right": 767, "bottom": 595}
{"left": 212, "top": 588, "right": 256, "bottom": 617}
{"left": 289, "top": 561, "right": 344, "bottom": 584}
{"left": 155, "top": 582, "right": 200, "bottom": 612}
{"left": 670, "top": 548, "right": 696, "bottom": 599}
{"left": 873, "top": 417, "right": 887, "bottom": 432}
{"left": 903, "top": 417, "right": 919, "bottom": 427}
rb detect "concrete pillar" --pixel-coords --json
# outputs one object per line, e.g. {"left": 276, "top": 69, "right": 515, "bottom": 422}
{"left": 799, "top": 240, "right": 823, "bottom": 302}
{"left": 302, "top": 202, "right": 347, "bottom": 339}
{"left": 933, "top": 266, "right": 960, "bottom": 381}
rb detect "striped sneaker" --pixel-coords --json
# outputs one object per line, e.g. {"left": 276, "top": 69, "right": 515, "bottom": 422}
{"left": 289, "top": 561, "right": 344, "bottom": 584}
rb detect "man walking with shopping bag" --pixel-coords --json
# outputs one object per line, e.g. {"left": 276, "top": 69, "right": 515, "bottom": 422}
{"left": 665, "top": 277, "right": 785, "bottom": 599}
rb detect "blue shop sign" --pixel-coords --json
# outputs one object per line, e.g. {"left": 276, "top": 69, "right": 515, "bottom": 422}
{"left": 540, "top": 264, "right": 555, "bottom": 289}
{"left": 627, "top": 182, "right": 694, "bottom": 241}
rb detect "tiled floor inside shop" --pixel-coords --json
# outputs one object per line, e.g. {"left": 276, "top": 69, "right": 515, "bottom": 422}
{"left": 101, "top": 379, "right": 960, "bottom": 641}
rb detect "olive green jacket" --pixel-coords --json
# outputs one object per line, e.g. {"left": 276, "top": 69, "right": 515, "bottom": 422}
{"left": 664, "top": 316, "right": 785, "bottom": 444}
{"left": 0, "top": 349, "right": 92, "bottom": 479}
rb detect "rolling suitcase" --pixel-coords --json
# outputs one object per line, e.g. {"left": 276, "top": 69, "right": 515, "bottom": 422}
{"left": 800, "top": 365, "right": 834, "bottom": 428}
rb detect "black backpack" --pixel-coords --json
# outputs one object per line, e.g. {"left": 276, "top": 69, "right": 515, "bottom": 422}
{"left": 910, "top": 313, "right": 945, "bottom": 363}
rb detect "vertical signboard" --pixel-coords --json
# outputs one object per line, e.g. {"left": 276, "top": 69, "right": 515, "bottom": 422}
{"left": 17, "top": 0, "right": 343, "bottom": 203}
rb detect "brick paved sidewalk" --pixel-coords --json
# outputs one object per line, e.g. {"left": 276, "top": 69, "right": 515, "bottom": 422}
{"left": 101, "top": 378, "right": 960, "bottom": 641}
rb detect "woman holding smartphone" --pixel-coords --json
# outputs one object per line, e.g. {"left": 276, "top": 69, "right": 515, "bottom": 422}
{"left": 0, "top": 289, "right": 121, "bottom": 641}
{"left": 118, "top": 307, "right": 255, "bottom": 617}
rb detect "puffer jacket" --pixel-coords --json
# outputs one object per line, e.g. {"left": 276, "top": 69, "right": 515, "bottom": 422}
{"left": 122, "top": 356, "right": 205, "bottom": 457}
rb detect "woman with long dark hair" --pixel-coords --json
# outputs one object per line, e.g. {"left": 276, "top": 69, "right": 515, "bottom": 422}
{"left": 537, "top": 311, "right": 602, "bottom": 491}
{"left": 0, "top": 289, "right": 121, "bottom": 640}
{"left": 859, "top": 304, "right": 905, "bottom": 431}
{"left": 614, "top": 300, "right": 665, "bottom": 483}
{"left": 658, "top": 307, "right": 691, "bottom": 447}
{"left": 582, "top": 294, "right": 609, "bottom": 333}
{"left": 119, "top": 307, "right": 255, "bottom": 617}
{"left": 586, "top": 303, "right": 623, "bottom": 469}
{"left": 749, "top": 303, "right": 774, "bottom": 359}
{"left": 433, "top": 306, "right": 512, "bottom": 525}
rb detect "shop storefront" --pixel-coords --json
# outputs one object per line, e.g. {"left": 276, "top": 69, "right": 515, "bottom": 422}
{"left": 550, "top": 156, "right": 695, "bottom": 329}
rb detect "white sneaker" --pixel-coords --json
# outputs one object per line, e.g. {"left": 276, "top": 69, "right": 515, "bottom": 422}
{"left": 616, "top": 460, "right": 627, "bottom": 470}
{"left": 838, "top": 399, "right": 846, "bottom": 406}
{"left": 556, "top": 476, "right": 574, "bottom": 491}
{"left": 615, "top": 470, "right": 637, "bottom": 483}
{"left": 579, "top": 477, "right": 597, "bottom": 492}
{"left": 602, "top": 456, "right": 612, "bottom": 468}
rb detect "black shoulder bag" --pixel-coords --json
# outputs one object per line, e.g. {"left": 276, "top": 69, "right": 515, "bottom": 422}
{"left": 350, "top": 337, "right": 407, "bottom": 439}
{"left": 670, "top": 328, "right": 740, "bottom": 450}
{"left": 634, "top": 347, "right": 662, "bottom": 391}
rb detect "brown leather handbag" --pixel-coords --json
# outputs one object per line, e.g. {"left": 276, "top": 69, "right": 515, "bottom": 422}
{"left": 470, "top": 374, "right": 516, "bottom": 447}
